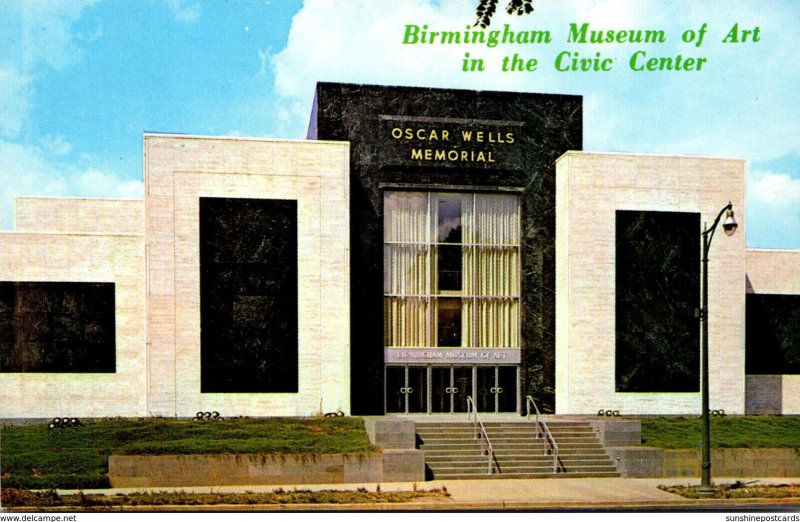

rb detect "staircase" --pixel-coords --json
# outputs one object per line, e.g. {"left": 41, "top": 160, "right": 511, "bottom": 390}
{"left": 417, "top": 421, "right": 620, "bottom": 479}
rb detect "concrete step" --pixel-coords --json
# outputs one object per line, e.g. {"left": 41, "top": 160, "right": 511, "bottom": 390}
{"left": 427, "top": 463, "right": 619, "bottom": 474}
{"left": 426, "top": 452, "right": 614, "bottom": 463}
{"left": 418, "top": 429, "right": 598, "bottom": 437}
{"left": 416, "top": 421, "right": 593, "bottom": 427}
{"left": 417, "top": 430, "right": 597, "bottom": 440}
{"left": 426, "top": 458, "right": 616, "bottom": 471}
{"left": 425, "top": 450, "right": 609, "bottom": 460}
{"left": 418, "top": 428, "right": 596, "bottom": 435}
{"left": 417, "top": 420, "right": 619, "bottom": 480}
{"left": 417, "top": 427, "right": 592, "bottom": 436}
{"left": 432, "top": 471, "right": 622, "bottom": 480}
{"left": 421, "top": 441, "right": 604, "bottom": 450}
{"left": 417, "top": 427, "right": 596, "bottom": 436}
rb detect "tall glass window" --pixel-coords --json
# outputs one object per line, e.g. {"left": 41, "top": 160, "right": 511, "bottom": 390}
{"left": 383, "top": 191, "right": 521, "bottom": 350}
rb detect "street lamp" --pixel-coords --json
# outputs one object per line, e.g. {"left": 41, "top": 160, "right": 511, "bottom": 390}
{"left": 698, "top": 202, "right": 737, "bottom": 498}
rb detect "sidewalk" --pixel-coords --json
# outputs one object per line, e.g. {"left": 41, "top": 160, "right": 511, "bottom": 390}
{"left": 52, "top": 477, "right": 800, "bottom": 511}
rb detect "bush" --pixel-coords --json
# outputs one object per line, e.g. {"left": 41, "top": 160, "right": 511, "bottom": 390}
{"left": 1, "top": 487, "right": 60, "bottom": 508}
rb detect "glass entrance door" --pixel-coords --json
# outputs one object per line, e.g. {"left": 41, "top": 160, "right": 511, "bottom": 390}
{"left": 431, "top": 367, "right": 451, "bottom": 413}
{"left": 385, "top": 366, "right": 405, "bottom": 413}
{"left": 477, "top": 367, "right": 495, "bottom": 412}
{"left": 386, "top": 365, "right": 517, "bottom": 413}
{"left": 385, "top": 366, "right": 428, "bottom": 413}
{"left": 407, "top": 367, "right": 428, "bottom": 413}
{"left": 452, "top": 367, "right": 472, "bottom": 413}
{"left": 497, "top": 366, "right": 517, "bottom": 412}
{"left": 476, "top": 366, "right": 518, "bottom": 412}
{"left": 431, "top": 367, "right": 472, "bottom": 412}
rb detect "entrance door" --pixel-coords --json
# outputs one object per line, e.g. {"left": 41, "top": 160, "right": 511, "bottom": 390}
{"left": 386, "top": 365, "right": 517, "bottom": 413}
{"left": 477, "top": 367, "right": 495, "bottom": 412}
{"left": 431, "top": 366, "right": 472, "bottom": 413}
{"left": 497, "top": 366, "right": 517, "bottom": 412}
{"left": 385, "top": 366, "right": 405, "bottom": 413}
{"left": 476, "top": 366, "right": 519, "bottom": 413}
{"left": 431, "top": 367, "right": 452, "bottom": 413}
{"left": 385, "top": 366, "right": 428, "bottom": 413}
{"left": 452, "top": 367, "right": 472, "bottom": 413}
{"left": 407, "top": 367, "right": 428, "bottom": 413}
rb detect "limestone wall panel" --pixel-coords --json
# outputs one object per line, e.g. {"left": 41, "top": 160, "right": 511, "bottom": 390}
{"left": 555, "top": 152, "right": 746, "bottom": 415}
{"left": 0, "top": 232, "right": 146, "bottom": 418}
{"left": 144, "top": 135, "right": 350, "bottom": 417}
{"left": 14, "top": 198, "right": 143, "bottom": 236}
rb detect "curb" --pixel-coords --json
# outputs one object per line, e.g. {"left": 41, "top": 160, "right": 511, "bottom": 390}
{"left": 7, "top": 497, "right": 800, "bottom": 512}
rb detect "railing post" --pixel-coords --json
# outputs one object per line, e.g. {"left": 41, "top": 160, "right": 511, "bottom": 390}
{"left": 526, "top": 395, "right": 559, "bottom": 474}
{"left": 467, "top": 396, "right": 496, "bottom": 476}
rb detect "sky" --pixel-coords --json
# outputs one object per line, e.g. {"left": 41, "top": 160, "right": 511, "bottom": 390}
{"left": 1, "top": 0, "right": 799, "bottom": 248}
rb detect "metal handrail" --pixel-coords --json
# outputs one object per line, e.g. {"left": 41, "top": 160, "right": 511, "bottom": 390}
{"left": 466, "top": 396, "right": 498, "bottom": 475}
{"left": 526, "top": 395, "right": 560, "bottom": 473}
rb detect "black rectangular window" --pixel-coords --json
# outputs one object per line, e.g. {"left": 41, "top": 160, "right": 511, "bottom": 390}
{"left": 746, "top": 293, "right": 800, "bottom": 374}
{"left": 200, "top": 197, "right": 298, "bottom": 393}
{"left": 615, "top": 210, "right": 700, "bottom": 392}
{"left": 0, "top": 282, "right": 116, "bottom": 373}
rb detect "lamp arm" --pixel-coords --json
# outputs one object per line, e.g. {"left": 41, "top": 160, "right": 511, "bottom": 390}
{"left": 703, "top": 201, "right": 733, "bottom": 249}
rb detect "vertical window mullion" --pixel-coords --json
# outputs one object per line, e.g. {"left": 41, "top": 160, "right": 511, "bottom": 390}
{"left": 471, "top": 193, "right": 477, "bottom": 350}
{"left": 495, "top": 365, "right": 499, "bottom": 413}
{"left": 427, "top": 193, "right": 433, "bottom": 349}
{"left": 517, "top": 197, "right": 522, "bottom": 350}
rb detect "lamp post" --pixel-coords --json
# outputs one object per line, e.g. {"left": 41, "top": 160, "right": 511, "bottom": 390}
{"left": 698, "top": 202, "right": 738, "bottom": 498}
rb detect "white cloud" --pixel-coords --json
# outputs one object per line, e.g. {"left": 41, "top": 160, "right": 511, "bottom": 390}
{"left": 270, "top": 0, "right": 800, "bottom": 163}
{"left": 0, "top": 1, "right": 144, "bottom": 231}
{"left": 72, "top": 168, "right": 144, "bottom": 198}
{"left": 258, "top": 49, "right": 270, "bottom": 77}
{"left": 166, "top": 0, "right": 201, "bottom": 23}
{"left": 267, "top": 0, "right": 800, "bottom": 249}
{"left": 0, "top": 140, "right": 143, "bottom": 231}
{"left": 41, "top": 134, "right": 73, "bottom": 156}
{"left": 0, "top": 67, "right": 32, "bottom": 138}
{"left": 746, "top": 169, "right": 800, "bottom": 249}
{"left": 750, "top": 171, "right": 800, "bottom": 206}
{"left": 269, "top": 0, "right": 472, "bottom": 137}
{"left": 0, "top": 1, "right": 100, "bottom": 138}
{"left": 8, "top": 0, "right": 100, "bottom": 72}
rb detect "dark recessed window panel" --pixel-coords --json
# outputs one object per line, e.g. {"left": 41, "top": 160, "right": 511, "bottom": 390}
{"left": 746, "top": 293, "right": 800, "bottom": 375}
{"left": 199, "top": 197, "right": 298, "bottom": 393}
{"left": 615, "top": 210, "right": 700, "bottom": 392}
{"left": 0, "top": 282, "right": 116, "bottom": 373}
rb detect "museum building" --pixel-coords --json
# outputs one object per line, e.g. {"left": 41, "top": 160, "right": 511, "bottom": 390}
{"left": 1, "top": 83, "right": 799, "bottom": 419}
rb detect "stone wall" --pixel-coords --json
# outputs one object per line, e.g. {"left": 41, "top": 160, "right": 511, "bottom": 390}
{"left": 363, "top": 417, "right": 418, "bottom": 449}
{"left": 109, "top": 451, "right": 425, "bottom": 487}
{"left": 0, "top": 228, "right": 146, "bottom": 417}
{"left": 143, "top": 135, "right": 351, "bottom": 417}
{"left": 746, "top": 375, "right": 800, "bottom": 415}
{"left": 589, "top": 419, "right": 642, "bottom": 446}
{"left": 14, "top": 198, "right": 143, "bottom": 236}
{"left": 744, "top": 249, "right": 800, "bottom": 414}
{"left": 556, "top": 152, "right": 747, "bottom": 414}
{"left": 609, "top": 447, "right": 800, "bottom": 478}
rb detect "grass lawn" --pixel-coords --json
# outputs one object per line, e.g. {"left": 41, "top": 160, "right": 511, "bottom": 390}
{"left": 1, "top": 417, "right": 375, "bottom": 490}
{"left": 640, "top": 416, "right": 800, "bottom": 449}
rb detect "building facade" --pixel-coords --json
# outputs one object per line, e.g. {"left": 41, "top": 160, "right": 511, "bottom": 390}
{"left": 1, "top": 83, "right": 798, "bottom": 418}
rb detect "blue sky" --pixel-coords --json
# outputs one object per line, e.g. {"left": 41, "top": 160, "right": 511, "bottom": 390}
{"left": 1, "top": 0, "right": 799, "bottom": 248}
